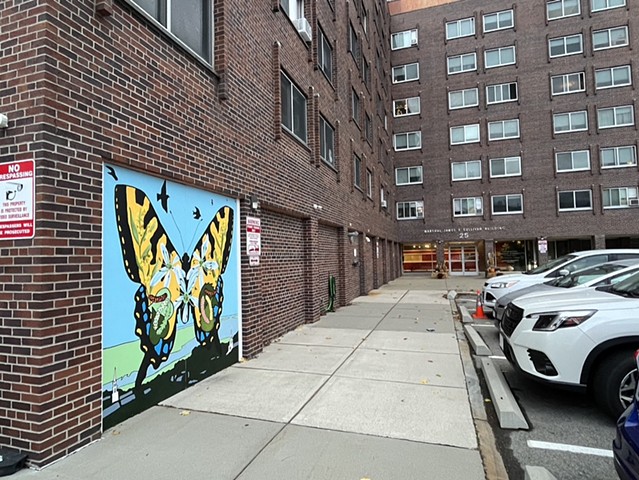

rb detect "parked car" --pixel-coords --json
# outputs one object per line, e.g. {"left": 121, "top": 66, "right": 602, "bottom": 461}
{"left": 613, "top": 350, "right": 639, "bottom": 480}
{"left": 493, "top": 259, "right": 639, "bottom": 321}
{"left": 482, "top": 249, "right": 639, "bottom": 316}
{"left": 499, "top": 270, "right": 639, "bottom": 418}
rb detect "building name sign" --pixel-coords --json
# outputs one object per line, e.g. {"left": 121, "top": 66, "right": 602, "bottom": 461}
{"left": 423, "top": 226, "right": 506, "bottom": 234}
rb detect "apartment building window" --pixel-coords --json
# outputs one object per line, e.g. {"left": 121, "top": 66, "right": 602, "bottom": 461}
{"left": 318, "top": 28, "right": 333, "bottom": 82}
{"left": 591, "top": 0, "right": 626, "bottom": 12}
{"left": 394, "top": 132, "right": 421, "bottom": 151}
{"left": 363, "top": 59, "right": 371, "bottom": 89}
{"left": 446, "top": 17, "right": 475, "bottom": 40}
{"left": 556, "top": 150, "right": 591, "bottom": 172}
{"left": 392, "top": 63, "right": 419, "bottom": 83}
{"left": 280, "top": 0, "right": 304, "bottom": 19}
{"left": 349, "top": 24, "right": 361, "bottom": 63}
{"left": 397, "top": 201, "right": 424, "bottom": 219}
{"left": 492, "top": 194, "right": 523, "bottom": 214}
{"left": 450, "top": 124, "right": 480, "bottom": 145}
{"left": 551, "top": 72, "right": 585, "bottom": 95}
{"left": 593, "top": 26, "right": 629, "bottom": 50}
{"left": 547, "top": 0, "right": 580, "bottom": 20}
{"left": 394, "top": 97, "right": 420, "bottom": 117}
{"left": 490, "top": 156, "right": 521, "bottom": 177}
{"left": 391, "top": 29, "right": 418, "bottom": 50}
{"left": 449, "top": 88, "right": 479, "bottom": 110}
{"left": 485, "top": 46, "right": 516, "bottom": 69}
{"left": 365, "top": 113, "right": 373, "bottom": 144}
{"left": 281, "top": 71, "right": 307, "bottom": 142}
{"left": 451, "top": 160, "right": 481, "bottom": 181}
{"left": 396, "top": 166, "right": 423, "bottom": 185}
{"left": 486, "top": 82, "right": 517, "bottom": 104}
{"left": 447, "top": 53, "right": 477, "bottom": 75}
{"left": 367, "top": 170, "right": 373, "bottom": 198}
{"left": 453, "top": 197, "right": 483, "bottom": 217}
{"left": 549, "top": 34, "right": 583, "bottom": 57}
{"left": 353, "top": 154, "right": 362, "bottom": 189}
{"left": 483, "top": 9, "right": 514, "bottom": 33}
{"left": 133, "top": 0, "right": 213, "bottom": 62}
{"left": 553, "top": 110, "right": 588, "bottom": 133}
{"left": 558, "top": 190, "right": 592, "bottom": 211}
{"left": 598, "top": 105, "right": 634, "bottom": 129}
{"left": 488, "top": 119, "right": 520, "bottom": 141}
{"left": 352, "top": 89, "right": 361, "bottom": 125}
{"left": 601, "top": 145, "right": 637, "bottom": 168}
{"left": 319, "top": 116, "right": 335, "bottom": 166}
{"left": 603, "top": 187, "right": 638, "bottom": 208}
{"left": 595, "top": 65, "right": 631, "bottom": 89}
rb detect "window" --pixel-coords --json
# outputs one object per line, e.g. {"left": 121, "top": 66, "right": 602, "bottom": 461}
{"left": 446, "top": 17, "right": 475, "bottom": 40}
{"left": 488, "top": 119, "right": 520, "bottom": 141}
{"left": 280, "top": 0, "right": 304, "bottom": 20}
{"left": 133, "top": 0, "right": 213, "bottom": 62}
{"left": 450, "top": 124, "right": 480, "bottom": 145}
{"left": 595, "top": 65, "right": 631, "bottom": 89}
{"left": 318, "top": 28, "right": 333, "bottom": 81}
{"left": 353, "top": 154, "right": 362, "bottom": 188}
{"left": 349, "top": 24, "right": 361, "bottom": 63}
{"left": 319, "top": 116, "right": 335, "bottom": 166}
{"left": 558, "top": 190, "right": 592, "bottom": 211}
{"left": 490, "top": 156, "right": 521, "bottom": 177}
{"left": 447, "top": 53, "right": 477, "bottom": 75}
{"left": 601, "top": 145, "right": 637, "bottom": 168}
{"left": 556, "top": 150, "right": 590, "bottom": 172}
{"left": 281, "top": 72, "right": 307, "bottom": 142}
{"left": 451, "top": 160, "right": 481, "bottom": 181}
{"left": 391, "top": 29, "right": 418, "bottom": 50}
{"left": 394, "top": 97, "right": 420, "bottom": 117}
{"left": 396, "top": 166, "right": 423, "bottom": 185}
{"left": 397, "top": 201, "right": 424, "bottom": 219}
{"left": 547, "top": 0, "right": 580, "bottom": 20}
{"left": 598, "top": 105, "right": 634, "bottom": 129}
{"left": 551, "top": 72, "right": 585, "bottom": 95}
{"left": 592, "top": 0, "right": 626, "bottom": 11}
{"left": 392, "top": 63, "right": 419, "bottom": 83}
{"left": 549, "top": 34, "right": 583, "bottom": 57}
{"left": 394, "top": 131, "right": 421, "bottom": 151}
{"left": 367, "top": 170, "right": 373, "bottom": 198}
{"left": 365, "top": 113, "right": 372, "bottom": 144}
{"left": 486, "top": 82, "right": 517, "bottom": 104}
{"left": 603, "top": 187, "right": 638, "bottom": 208}
{"left": 593, "top": 26, "right": 629, "bottom": 50}
{"left": 553, "top": 110, "right": 588, "bottom": 134}
{"left": 453, "top": 197, "right": 483, "bottom": 217}
{"left": 352, "top": 89, "right": 361, "bottom": 125}
{"left": 485, "top": 46, "right": 516, "bottom": 69}
{"left": 363, "top": 59, "right": 371, "bottom": 89}
{"left": 492, "top": 194, "right": 523, "bottom": 214}
{"left": 483, "top": 9, "right": 514, "bottom": 33}
{"left": 449, "top": 88, "right": 479, "bottom": 110}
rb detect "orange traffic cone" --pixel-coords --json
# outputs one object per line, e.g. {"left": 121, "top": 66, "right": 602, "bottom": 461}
{"left": 472, "top": 290, "right": 488, "bottom": 320}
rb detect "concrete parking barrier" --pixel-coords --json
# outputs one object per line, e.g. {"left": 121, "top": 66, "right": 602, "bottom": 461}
{"left": 463, "top": 325, "right": 491, "bottom": 356}
{"left": 480, "top": 357, "right": 529, "bottom": 430}
{"left": 525, "top": 466, "right": 558, "bottom": 480}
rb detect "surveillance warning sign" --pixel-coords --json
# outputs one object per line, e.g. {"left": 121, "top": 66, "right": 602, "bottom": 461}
{"left": 0, "top": 160, "right": 35, "bottom": 240}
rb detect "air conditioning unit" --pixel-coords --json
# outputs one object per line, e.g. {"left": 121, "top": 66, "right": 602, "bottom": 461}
{"left": 381, "top": 200, "right": 387, "bottom": 208}
{"left": 294, "top": 17, "right": 312, "bottom": 43}
{"left": 629, "top": 198, "right": 639, "bottom": 206}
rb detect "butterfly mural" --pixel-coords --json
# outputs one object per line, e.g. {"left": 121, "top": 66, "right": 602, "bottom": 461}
{"left": 113, "top": 184, "right": 234, "bottom": 392}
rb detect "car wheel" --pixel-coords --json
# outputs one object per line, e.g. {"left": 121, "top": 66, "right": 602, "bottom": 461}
{"left": 592, "top": 350, "right": 637, "bottom": 419}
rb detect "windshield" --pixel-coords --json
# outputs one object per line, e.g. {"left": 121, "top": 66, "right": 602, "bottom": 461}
{"left": 524, "top": 254, "right": 577, "bottom": 275}
{"left": 552, "top": 264, "right": 626, "bottom": 288}
{"left": 609, "top": 270, "right": 639, "bottom": 297}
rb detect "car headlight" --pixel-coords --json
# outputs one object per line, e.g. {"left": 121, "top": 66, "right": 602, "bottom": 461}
{"left": 489, "top": 280, "right": 520, "bottom": 289}
{"left": 529, "top": 310, "right": 597, "bottom": 331}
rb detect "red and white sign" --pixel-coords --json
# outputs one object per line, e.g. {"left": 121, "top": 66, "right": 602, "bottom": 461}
{"left": 0, "top": 160, "right": 35, "bottom": 240}
{"left": 246, "top": 216, "right": 261, "bottom": 257}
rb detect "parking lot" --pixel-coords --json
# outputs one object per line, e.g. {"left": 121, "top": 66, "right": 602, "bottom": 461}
{"left": 468, "top": 315, "right": 619, "bottom": 480}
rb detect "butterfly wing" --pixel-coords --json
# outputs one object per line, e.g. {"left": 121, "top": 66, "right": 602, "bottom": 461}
{"left": 187, "top": 206, "right": 234, "bottom": 350}
{"left": 114, "top": 185, "right": 182, "bottom": 370}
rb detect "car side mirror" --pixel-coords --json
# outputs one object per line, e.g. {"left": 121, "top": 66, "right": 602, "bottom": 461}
{"left": 595, "top": 284, "right": 613, "bottom": 292}
{"left": 558, "top": 269, "right": 570, "bottom": 277}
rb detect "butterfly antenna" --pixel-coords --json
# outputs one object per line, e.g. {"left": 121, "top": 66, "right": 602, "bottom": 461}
{"left": 169, "top": 210, "right": 187, "bottom": 252}
{"left": 186, "top": 220, "right": 203, "bottom": 252}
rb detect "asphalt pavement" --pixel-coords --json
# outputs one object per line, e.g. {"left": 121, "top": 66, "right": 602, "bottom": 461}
{"left": 14, "top": 275, "right": 493, "bottom": 480}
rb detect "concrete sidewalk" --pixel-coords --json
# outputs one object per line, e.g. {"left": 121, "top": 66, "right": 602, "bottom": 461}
{"left": 15, "top": 275, "right": 491, "bottom": 480}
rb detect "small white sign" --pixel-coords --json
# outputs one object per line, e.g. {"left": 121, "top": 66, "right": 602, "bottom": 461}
{"left": 246, "top": 216, "right": 261, "bottom": 256}
{"left": 0, "top": 160, "right": 35, "bottom": 240}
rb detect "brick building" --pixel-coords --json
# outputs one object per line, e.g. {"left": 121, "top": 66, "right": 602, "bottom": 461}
{"left": 0, "top": 0, "right": 399, "bottom": 466}
{"left": 389, "top": 0, "right": 639, "bottom": 274}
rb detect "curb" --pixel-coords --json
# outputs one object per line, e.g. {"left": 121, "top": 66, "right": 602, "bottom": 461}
{"left": 480, "top": 358, "right": 529, "bottom": 430}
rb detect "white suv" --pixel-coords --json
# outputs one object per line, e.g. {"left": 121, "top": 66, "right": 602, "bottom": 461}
{"left": 499, "top": 270, "right": 639, "bottom": 418}
{"left": 482, "top": 249, "right": 639, "bottom": 316}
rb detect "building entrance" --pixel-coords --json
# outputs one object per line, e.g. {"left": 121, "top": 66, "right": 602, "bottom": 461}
{"left": 447, "top": 243, "right": 478, "bottom": 275}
